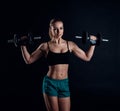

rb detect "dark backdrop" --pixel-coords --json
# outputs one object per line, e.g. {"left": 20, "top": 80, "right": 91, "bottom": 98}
{"left": 0, "top": 0, "right": 120, "bottom": 111}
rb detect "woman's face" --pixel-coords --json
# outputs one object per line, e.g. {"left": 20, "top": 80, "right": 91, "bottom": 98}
{"left": 50, "top": 21, "right": 64, "bottom": 39}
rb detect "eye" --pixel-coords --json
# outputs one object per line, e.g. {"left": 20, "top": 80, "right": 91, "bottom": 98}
{"left": 53, "top": 28, "right": 57, "bottom": 31}
{"left": 60, "top": 27, "right": 63, "bottom": 30}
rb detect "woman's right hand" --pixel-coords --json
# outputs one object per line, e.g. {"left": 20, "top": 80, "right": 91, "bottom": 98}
{"left": 18, "top": 35, "right": 29, "bottom": 46}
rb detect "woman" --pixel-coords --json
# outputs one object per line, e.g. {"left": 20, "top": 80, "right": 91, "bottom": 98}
{"left": 21, "top": 18, "right": 97, "bottom": 111}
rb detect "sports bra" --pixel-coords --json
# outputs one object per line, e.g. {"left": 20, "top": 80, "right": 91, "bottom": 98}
{"left": 46, "top": 41, "right": 71, "bottom": 66}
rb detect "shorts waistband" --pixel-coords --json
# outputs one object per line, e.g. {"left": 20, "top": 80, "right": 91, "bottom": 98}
{"left": 45, "top": 75, "right": 68, "bottom": 82}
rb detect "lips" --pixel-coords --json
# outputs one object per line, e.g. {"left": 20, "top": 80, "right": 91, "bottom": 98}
{"left": 58, "top": 34, "right": 61, "bottom": 36}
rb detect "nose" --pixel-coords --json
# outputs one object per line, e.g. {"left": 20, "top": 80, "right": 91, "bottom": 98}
{"left": 55, "top": 29, "right": 60, "bottom": 35}
{"left": 57, "top": 29, "right": 60, "bottom": 33}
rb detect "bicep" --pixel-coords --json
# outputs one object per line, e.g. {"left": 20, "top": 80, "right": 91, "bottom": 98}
{"left": 70, "top": 42, "right": 88, "bottom": 61}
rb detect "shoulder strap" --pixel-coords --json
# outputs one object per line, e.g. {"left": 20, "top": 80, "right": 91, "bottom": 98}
{"left": 47, "top": 42, "right": 50, "bottom": 50}
{"left": 66, "top": 41, "right": 70, "bottom": 51}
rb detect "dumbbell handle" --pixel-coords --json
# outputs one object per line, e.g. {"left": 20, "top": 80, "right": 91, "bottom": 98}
{"left": 75, "top": 36, "right": 109, "bottom": 42}
{"left": 33, "top": 36, "right": 41, "bottom": 40}
{"left": 7, "top": 36, "right": 42, "bottom": 43}
{"left": 7, "top": 39, "right": 14, "bottom": 43}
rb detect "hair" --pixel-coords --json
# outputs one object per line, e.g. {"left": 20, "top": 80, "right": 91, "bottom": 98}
{"left": 49, "top": 18, "right": 63, "bottom": 27}
{"left": 49, "top": 18, "right": 64, "bottom": 39}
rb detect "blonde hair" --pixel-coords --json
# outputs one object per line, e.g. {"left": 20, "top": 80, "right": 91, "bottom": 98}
{"left": 49, "top": 18, "right": 63, "bottom": 39}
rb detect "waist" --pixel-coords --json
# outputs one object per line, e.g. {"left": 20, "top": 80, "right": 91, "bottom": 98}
{"left": 47, "top": 68, "right": 68, "bottom": 80}
{"left": 48, "top": 64, "right": 69, "bottom": 73}
{"left": 45, "top": 75, "right": 68, "bottom": 81}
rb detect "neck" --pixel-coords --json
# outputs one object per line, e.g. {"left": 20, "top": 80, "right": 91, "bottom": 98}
{"left": 51, "top": 38, "right": 63, "bottom": 44}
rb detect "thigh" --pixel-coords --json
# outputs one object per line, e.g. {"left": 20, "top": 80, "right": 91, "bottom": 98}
{"left": 43, "top": 93, "right": 59, "bottom": 111}
{"left": 58, "top": 97, "right": 71, "bottom": 111}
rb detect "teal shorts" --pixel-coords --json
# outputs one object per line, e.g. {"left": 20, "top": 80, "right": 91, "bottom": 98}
{"left": 42, "top": 75, "right": 70, "bottom": 97}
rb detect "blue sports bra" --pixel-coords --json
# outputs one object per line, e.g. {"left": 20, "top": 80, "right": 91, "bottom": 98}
{"left": 46, "top": 41, "right": 71, "bottom": 66}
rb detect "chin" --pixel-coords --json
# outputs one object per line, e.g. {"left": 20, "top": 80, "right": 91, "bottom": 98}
{"left": 55, "top": 36, "right": 62, "bottom": 39}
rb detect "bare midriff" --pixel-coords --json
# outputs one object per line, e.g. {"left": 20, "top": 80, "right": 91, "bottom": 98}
{"left": 47, "top": 64, "right": 69, "bottom": 80}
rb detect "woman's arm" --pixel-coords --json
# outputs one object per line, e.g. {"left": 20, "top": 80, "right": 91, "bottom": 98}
{"left": 21, "top": 43, "right": 46, "bottom": 64}
{"left": 69, "top": 35, "right": 96, "bottom": 61}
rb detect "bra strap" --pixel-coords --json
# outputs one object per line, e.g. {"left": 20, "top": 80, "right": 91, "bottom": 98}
{"left": 47, "top": 42, "right": 50, "bottom": 50}
{"left": 66, "top": 41, "right": 70, "bottom": 51}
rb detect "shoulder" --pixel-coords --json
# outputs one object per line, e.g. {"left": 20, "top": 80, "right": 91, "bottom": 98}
{"left": 67, "top": 40, "right": 77, "bottom": 47}
{"left": 37, "top": 42, "right": 48, "bottom": 51}
{"left": 67, "top": 40, "right": 78, "bottom": 51}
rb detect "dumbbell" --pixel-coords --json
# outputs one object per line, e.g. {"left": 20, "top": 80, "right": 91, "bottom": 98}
{"left": 75, "top": 32, "right": 109, "bottom": 45}
{"left": 7, "top": 33, "right": 41, "bottom": 47}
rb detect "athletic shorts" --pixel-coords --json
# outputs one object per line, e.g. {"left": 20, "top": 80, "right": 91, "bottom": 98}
{"left": 42, "top": 75, "right": 70, "bottom": 98}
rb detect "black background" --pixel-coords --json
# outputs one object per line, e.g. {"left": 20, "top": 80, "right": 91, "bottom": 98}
{"left": 0, "top": 0, "right": 120, "bottom": 111}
